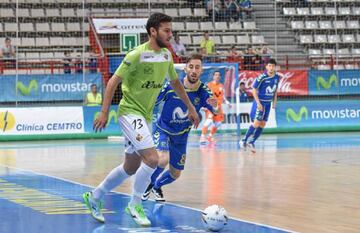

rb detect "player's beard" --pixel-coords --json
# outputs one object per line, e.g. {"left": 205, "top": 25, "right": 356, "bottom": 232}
{"left": 155, "top": 35, "right": 168, "bottom": 48}
{"left": 187, "top": 74, "right": 199, "bottom": 84}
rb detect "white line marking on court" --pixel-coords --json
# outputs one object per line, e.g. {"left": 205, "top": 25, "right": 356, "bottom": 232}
{"left": 0, "top": 164, "right": 297, "bottom": 233}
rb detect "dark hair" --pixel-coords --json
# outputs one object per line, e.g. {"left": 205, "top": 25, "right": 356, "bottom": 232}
{"left": 5, "top": 37, "right": 11, "bottom": 41}
{"left": 146, "top": 13, "right": 172, "bottom": 35}
{"left": 91, "top": 84, "right": 97, "bottom": 88}
{"left": 240, "top": 82, "right": 245, "bottom": 85}
{"left": 186, "top": 53, "right": 203, "bottom": 63}
{"left": 268, "top": 58, "right": 277, "bottom": 65}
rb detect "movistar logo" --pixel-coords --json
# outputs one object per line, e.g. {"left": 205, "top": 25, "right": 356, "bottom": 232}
{"left": 173, "top": 107, "right": 188, "bottom": 120}
{"left": 16, "top": 80, "right": 38, "bottom": 96}
{"left": 0, "top": 111, "right": 16, "bottom": 132}
{"left": 94, "top": 110, "right": 117, "bottom": 126}
{"left": 286, "top": 106, "right": 308, "bottom": 123}
{"left": 316, "top": 74, "right": 338, "bottom": 90}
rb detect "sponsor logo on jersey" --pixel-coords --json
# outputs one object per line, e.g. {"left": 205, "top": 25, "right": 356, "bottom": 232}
{"left": 141, "top": 81, "right": 163, "bottom": 89}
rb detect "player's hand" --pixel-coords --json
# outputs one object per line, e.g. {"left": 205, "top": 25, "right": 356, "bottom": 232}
{"left": 188, "top": 106, "right": 200, "bottom": 129}
{"left": 257, "top": 102, "right": 263, "bottom": 111}
{"left": 206, "top": 97, "right": 218, "bottom": 108}
{"left": 93, "top": 111, "right": 108, "bottom": 132}
{"left": 272, "top": 103, "right": 276, "bottom": 109}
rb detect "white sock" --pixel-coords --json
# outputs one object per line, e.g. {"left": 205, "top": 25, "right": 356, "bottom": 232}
{"left": 93, "top": 164, "right": 130, "bottom": 201}
{"left": 129, "top": 163, "right": 155, "bottom": 205}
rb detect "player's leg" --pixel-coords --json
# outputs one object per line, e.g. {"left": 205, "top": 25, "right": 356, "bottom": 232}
{"left": 83, "top": 139, "right": 140, "bottom": 223}
{"left": 208, "top": 114, "right": 223, "bottom": 142}
{"left": 142, "top": 127, "right": 169, "bottom": 201}
{"left": 200, "top": 118, "right": 213, "bottom": 143}
{"left": 248, "top": 103, "right": 271, "bottom": 152}
{"left": 119, "top": 114, "right": 158, "bottom": 226}
{"left": 152, "top": 137, "right": 187, "bottom": 202}
{"left": 142, "top": 150, "right": 169, "bottom": 201}
{"left": 242, "top": 101, "right": 259, "bottom": 148}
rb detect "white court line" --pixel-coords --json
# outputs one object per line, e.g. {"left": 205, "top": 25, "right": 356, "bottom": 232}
{"left": 0, "top": 164, "right": 297, "bottom": 233}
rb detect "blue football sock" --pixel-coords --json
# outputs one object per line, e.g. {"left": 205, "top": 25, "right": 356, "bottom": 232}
{"left": 250, "top": 127, "right": 264, "bottom": 144}
{"left": 243, "top": 125, "right": 256, "bottom": 142}
{"left": 150, "top": 166, "right": 165, "bottom": 185}
{"left": 154, "top": 170, "right": 176, "bottom": 189}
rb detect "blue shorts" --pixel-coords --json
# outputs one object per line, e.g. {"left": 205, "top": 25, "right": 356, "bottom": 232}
{"left": 250, "top": 101, "right": 272, "bottom": 122}
{"left": 153, "top": 125, "right": 188, "bottom": 170}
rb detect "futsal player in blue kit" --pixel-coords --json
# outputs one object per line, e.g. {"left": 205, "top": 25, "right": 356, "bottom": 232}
{"left": 241, "top": 58, "right": 279, "bottom": 153}
{"left": 142, "top": 53, "right": 218, "bottom": 202}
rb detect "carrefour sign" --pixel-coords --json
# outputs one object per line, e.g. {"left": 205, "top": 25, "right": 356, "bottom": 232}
{"left": 309, "top": 70, "right": 360, "bottom": 95}
{"left": 0, "top": 107, "right": 84, "bottom": 135}
{"left": 277, "top": 100, "right": 360, "bottom": 128}
{"left": 0, "top": 74, "right": 102, "bottom": 102}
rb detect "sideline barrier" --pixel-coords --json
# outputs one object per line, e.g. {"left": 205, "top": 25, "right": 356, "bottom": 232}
{"left": 276, "top": 100, "right": 360, "bottom": 131}
{"left": 0, "top": 74, "right": 102, "bottom": 102}
{"left": 308, "top": 70, "right": 360, "bottom": 95}
{"left": 1, "top": 101, "right": 359, "bottom": 141}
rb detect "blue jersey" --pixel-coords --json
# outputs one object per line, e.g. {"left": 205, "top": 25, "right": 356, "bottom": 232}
{"left": 155, "top": 80, "right": 215, "bottom": 135}
{"left": 252, "top": 71, "right": 279, "bottom": 102}
{"left": 240, "top": 90, "right": 249, "bottom": 102}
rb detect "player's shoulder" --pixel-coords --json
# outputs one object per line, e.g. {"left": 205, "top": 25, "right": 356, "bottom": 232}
{"left": 200, "top": 82, "right": 213, "bottom": 95}
{"left": 256, "top": 73, "right": 267, "bottom": 81}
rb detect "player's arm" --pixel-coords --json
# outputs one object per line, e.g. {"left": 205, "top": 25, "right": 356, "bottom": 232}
{"left": 170, "top": 79, "right": 200, "bottom": 128}
{"left": 93, "top": 74, "right": 122, "bottom": 132}
{"left": 252, "top": 75, "right": 263, "bottom": 111}
{"left": 272, "top": 82, "right": 279, "bottom": 109}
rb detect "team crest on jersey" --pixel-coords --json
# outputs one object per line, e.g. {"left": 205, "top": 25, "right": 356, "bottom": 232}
{"left": 194, "top": 97, "right": 200, "bottom": 105}
{"left": 144, "top": 64, "right": 154, "bottom": 75}
{"left": 136, "top": 134, "right": 143, "bottom": 141}
{"left": 164, "top": 53, "right": 168, "bottom": 60}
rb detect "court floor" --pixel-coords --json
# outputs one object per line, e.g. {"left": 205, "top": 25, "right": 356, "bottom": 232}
{"left": 0, "top": 132, "right": 359, "bottom": 233}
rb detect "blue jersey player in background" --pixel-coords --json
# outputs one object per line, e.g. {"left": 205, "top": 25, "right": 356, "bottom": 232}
{"left": 142, "top": 53, "right": 217, "bottom": 202}
{"left": 241, "top": 59, "right": 279, "bottom": 153}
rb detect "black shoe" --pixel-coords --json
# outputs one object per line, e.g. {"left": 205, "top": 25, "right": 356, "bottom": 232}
{"left": 152, "top": 187, "right": 165, "bottom": 202}
{"left": 141, "top": 183, "right": 154, "bottom": 201}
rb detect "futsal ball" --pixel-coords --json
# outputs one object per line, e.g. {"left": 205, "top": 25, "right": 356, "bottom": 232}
{"left": 201, "top": 204, "right": 228, "bottom": 232}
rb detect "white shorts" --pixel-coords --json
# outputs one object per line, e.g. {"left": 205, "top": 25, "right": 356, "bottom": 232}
{"left": 118, "top": 114, "right": 154, "bottom": 155}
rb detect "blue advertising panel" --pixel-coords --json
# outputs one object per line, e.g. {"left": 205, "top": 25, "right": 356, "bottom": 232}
{"left": 308, "top": 70, "right": 360, "bottom": 95}
{"left": 0, "top": 74, "right": 102, "bottom": 102}
{"left": 83, "top": 105, "right": 121, "bottom": 134}
{"left": 276, "top": 100, "right": 360, "bottom": 128}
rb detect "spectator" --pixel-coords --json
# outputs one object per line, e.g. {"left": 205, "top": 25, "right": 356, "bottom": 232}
{"left": 239, "top": 82, "right": 249, "bottom": 102}
{"left": 253, "top": 54, "right": 263, "bottom": 70}
{"left": 243, "top": 47, "right": 255, "bottom": 70}
{"left": 239, "top": 0, "right": 254, "bottom": 20}
{"left": 224, "top": 0, "right": 241, "bottom": 22}
{"left": 227, "top": 45, "right": 242, "bottom": 63}
{"left": 0, "top": 37, "right": 16, "bottom": 59}
{"left": 200, "top": 31, "right": 215, "bottom": 55}
{"left": 171, "top": 34, "right": 186, "bottom": 56}
{"left": 88, "top": 51, "right": 98, "bottom": 73}
{"left": 256, "top": 45, "right": 273, "bottom": 66}
{"left": 85, "top": 84, "right": 102, "bottom": 106}
{"left": 63, "top": 51, "right": 72, "bottom": 74}
{"left": 75, "top": 54, "right": 83, "bottom": 74}
{"left": 207, "top": 0, "right": 227, "bottom": 21}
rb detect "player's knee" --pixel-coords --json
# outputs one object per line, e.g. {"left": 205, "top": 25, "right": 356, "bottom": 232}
{"left": 142, "top": 151, "right": 159, "bottom": 168}
{"left": 170, "top": 169, "right": 181, "bottom": 179}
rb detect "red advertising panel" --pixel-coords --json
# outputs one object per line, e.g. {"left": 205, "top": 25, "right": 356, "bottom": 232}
{"left": 239, "top": 70, "right": 308, "bottom": 96}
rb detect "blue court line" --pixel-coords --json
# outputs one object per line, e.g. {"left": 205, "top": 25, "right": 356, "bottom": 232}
{"left": 0, "top": 165, "right": 295, "bottom": 233}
